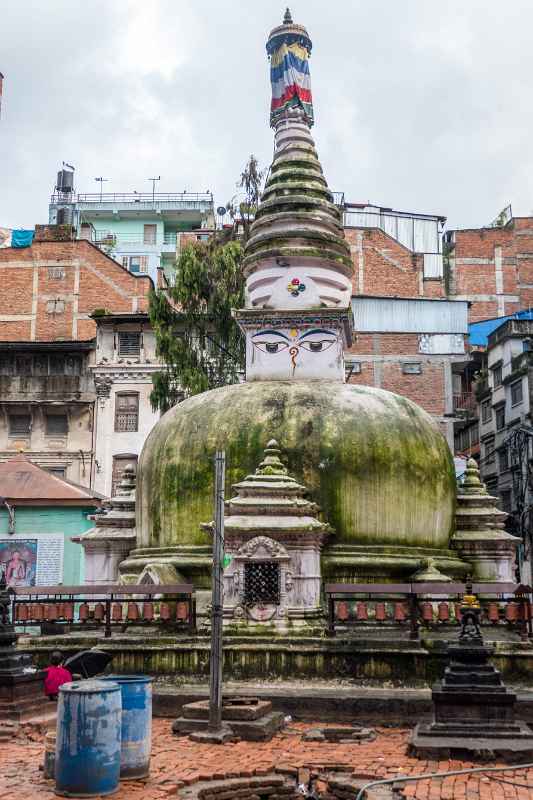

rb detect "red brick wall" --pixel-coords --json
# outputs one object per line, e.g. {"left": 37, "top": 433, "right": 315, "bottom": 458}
{"left": 0, "top": 239, "right": 152, "bottom": 342}
{"left": 344, "top": 227, "right": 445, "bottom": 299}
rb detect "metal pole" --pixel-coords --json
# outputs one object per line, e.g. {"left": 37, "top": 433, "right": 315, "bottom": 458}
{"left": 209, "top": 451, "right": 225, "bottom": 731}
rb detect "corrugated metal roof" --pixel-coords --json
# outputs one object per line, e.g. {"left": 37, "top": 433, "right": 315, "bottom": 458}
{"left": 352, "top": 297, "right": 468, "bottom": 334}
{"left": 0, "top": 454, "right": 104, "bottom": 504}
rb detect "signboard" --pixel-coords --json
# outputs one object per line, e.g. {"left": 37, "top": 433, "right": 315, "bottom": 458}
{"left": 0, "top": 534, "right": 64, "bottom": 587}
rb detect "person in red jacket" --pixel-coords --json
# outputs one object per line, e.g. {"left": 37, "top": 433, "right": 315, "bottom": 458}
{"left": 44, "top": 651, "right": 72, "bottom": 701}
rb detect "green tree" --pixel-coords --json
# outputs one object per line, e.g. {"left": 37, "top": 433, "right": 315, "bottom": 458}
{"left": 149, "top": 238, "right": 245, "bottom": 412}
{"left": 149, "top": 155, "right": 264, "bottom": 413}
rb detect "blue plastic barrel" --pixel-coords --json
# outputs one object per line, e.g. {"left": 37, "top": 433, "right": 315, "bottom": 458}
{"left": 55, "top": 680, "right": 121, "bottom": 797}
{"left": 102, "top": 675, "right": 153, "bottom": 779}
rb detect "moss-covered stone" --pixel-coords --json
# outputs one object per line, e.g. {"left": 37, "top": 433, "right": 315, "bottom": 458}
{"left": 136, "top": 381, "right": 456, "bottom": 555}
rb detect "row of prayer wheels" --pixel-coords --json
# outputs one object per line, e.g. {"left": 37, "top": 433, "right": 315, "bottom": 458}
{"left": 334, "top": 600, "right": 528, "bottom": 624}
{"left": 15, "top": 601, "right": 191, "bottom": 623}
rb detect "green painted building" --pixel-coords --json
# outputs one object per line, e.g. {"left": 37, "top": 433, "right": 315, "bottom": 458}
{"left": 0, "top": 454, "right": 103, "bottom": 586}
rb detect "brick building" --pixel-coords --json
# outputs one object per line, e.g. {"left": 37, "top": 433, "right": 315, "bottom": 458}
{"left": 0, "top": 224, "right": 153, "bottom": 487}
{"left": 445, "top": 216, "right": 533, "bottom": 322}
{"left": 343, "top": 206, "right": 468, "bottom": 447}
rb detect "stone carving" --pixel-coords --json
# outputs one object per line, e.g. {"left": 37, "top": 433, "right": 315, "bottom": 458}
{"left": 236, "top": 536, "right": 290, "bottom": 562}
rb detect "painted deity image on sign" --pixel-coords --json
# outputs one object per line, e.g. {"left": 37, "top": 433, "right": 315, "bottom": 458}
{"left": 248, "top": 326, "right": 344, "bottom": 381}
{"left": 0, "top": 540, "right": 38, "bottom": 587}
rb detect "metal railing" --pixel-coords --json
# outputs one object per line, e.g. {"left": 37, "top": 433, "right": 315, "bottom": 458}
{"left": 51, "top": 191, "right": 213, "bottom": 204}
{"left": 325, "top": 582, "right": 532, "bottom": 640}
{"left": 453, "top": 391, "right": 478, "bottom": 414}
{"left": 93, "top": 231, "right": 179, "bottom": 247}
{"left": 11, "top": 583, "right": 196, "bottom": 638}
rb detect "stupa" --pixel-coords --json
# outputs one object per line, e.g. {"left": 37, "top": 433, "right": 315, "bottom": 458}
{"left": 119, "top": 10, "right": 468, "bottom": 596}
{"left": 202, "top": 439, "right": 332, "bottom": 630}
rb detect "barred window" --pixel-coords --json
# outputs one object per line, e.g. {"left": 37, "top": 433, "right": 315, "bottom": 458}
{"left": 244, "top": 562, "right": 280, "bottom": 605}
{"left": 115, "top": 393, "right": 139, "bottom": 432}
{"left": 118, "top": 332, "right": 141, "bottom": 358}
{"left": 8, "top": 414, "right": 31, "bottom": 436}
{"left": 481, "top": 399, "right": 492, "bottom": 424}
{"left": 45, "top": 413, "right": 68, "bottom": 435}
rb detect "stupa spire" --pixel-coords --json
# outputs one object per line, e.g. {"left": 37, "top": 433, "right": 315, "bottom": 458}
{"left": 235, "top": 12, "right": 353, "bottom": 382}
{"left": 283, "top": 7, "right": 293, "bottom": 24}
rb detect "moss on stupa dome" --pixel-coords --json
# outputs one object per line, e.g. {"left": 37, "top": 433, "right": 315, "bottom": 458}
{"left": 136, "top": 381, "right": 456, "bottom": 553}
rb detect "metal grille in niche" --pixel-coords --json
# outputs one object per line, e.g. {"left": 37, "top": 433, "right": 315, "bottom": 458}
{"left": 244, "top": 562, "right": 280, "bottom": 605}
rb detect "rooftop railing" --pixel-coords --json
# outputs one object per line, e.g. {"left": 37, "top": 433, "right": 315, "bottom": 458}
{"left": 51, "top": 191, "right": 213, "bottom": 204}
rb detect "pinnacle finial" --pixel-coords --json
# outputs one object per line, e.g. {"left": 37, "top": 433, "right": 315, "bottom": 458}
{"left": 257, "top": 439, "right": 288, "bottom": 476}
{"left": 283, "top": 7, "right": 293, "bottom": 24}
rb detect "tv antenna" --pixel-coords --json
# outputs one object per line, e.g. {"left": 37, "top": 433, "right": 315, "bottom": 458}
{"left": 148, "top": 176, "right": 161, "bottom": 203}
{"left": 94, "top": 176, "right": 109, "bottom": 200}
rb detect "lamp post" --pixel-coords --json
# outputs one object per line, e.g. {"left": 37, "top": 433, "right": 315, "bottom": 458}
{"left": 208, "top": 451, "right": 225, "bottom": 732}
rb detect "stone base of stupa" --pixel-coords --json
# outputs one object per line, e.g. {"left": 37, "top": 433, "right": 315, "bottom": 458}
{"left": 409, "top": 721, "right": 533, "bottom": 762}
{"left": 172, "top": 697, "right": 285, "bottom": 741}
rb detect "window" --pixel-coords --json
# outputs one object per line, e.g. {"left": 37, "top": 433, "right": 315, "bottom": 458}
{"left": 118, "top": 332, "right": 141, "bottom": 358}
{"left": 45, "top": 413, "right": 68, "bottom": 436}
{"left": 115, "top": 393, "right": 139, "bottom": 432}
{"left": 126, "top": 255, "right": 148, "bottom": 274}
{"left": 495, "top": 406, "right": 505, "bottom": 431}
{"left": 493, "top": 364, "right": 503, "bottom": 388}
{"left": 0, "top": 355, "right": 14, "bottom": 375}
{"left": 524, "top": 340, "right": 531, "bottom": 352}
{"left": 485, "top": 476, "right": 498, "bottom": 495}
{"left": 49, "top": 355, "right": 65, "bottom": 375}
{"left": 484, "top": 437, "right": 495, "bottom": 464}
{"left": 511, "top": 380, "right": 523, "bottom": 406}
{"left": 46, "top": 467, "right": 66, "bottom": 479}
{"left": 402, "top": 363, "right": 422, "bottom": 375}
{"left": 144, "top": 224, "right": 157, "bottom": 245}
{"left": 244, "top": 562, "right": 280, "bottom": 605}
{"left": 15, "top": 355, "right": 32, "bottom": 376}
{"left": 112, "top": 454, "right": 137, "bottom": 496}
{"left": 500, "top": 490, "right": 512, "bottom": 513}
{"left": 498, "top": 447, "right": 509, "bottom": 473}
{"left": 8, "top": 413, "right": 31, "bottom": 436}
{"left": 481, "top": 399, "right": 492, "bottom": 424}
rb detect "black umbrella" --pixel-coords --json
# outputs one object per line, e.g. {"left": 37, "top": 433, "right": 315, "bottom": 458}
{"left": 64, "top": 649, "right": 114, "bottom": 679}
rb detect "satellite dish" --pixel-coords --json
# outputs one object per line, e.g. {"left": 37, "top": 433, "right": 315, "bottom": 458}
{"left": 216, "top": 206, "right": 227, "bottom": 216}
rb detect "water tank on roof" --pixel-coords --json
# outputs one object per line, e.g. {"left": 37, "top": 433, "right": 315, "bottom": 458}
{"left": 56, "top": 169, "right": 74, "bottom": 193}
{"left": 57, "top": 206, "right": 73, "bottom": 225}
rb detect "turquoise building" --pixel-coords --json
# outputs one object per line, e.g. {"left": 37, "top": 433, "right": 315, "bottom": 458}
{"left": 0, "top": 454, "right": 103, "bottom": 586}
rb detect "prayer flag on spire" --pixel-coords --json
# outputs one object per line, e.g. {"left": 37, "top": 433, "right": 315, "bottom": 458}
{"left": 267, "top": 12, "right": 314, "bottom": 128}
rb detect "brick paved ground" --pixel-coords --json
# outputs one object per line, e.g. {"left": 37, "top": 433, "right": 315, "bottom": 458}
{"left": 3, "top": 720, "right": 533, "bottom": 800}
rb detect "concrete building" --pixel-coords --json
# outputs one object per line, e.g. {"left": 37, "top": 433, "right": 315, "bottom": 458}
{"left": 0, "top": 224, "right": 153, "bottom": 490}
{"left": 474, "top": 316, "right": 533, "bottom": 581}
{"left": 91, "top": 312, "right": 161, "bottom": 497}
{"left": 49, "top": 171, "right": 215, "bottom": 286}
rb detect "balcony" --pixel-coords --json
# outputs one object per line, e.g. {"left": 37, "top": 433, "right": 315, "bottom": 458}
{"left": 93, "top": 231, "right": 179, "bottom": 251}
{"left": 453, "top": 391, "right": 478, "bottom": 417}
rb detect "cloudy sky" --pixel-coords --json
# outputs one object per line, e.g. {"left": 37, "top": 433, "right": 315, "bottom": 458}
{"left": 1, "top": 0, "right": 533, "bottom": 231}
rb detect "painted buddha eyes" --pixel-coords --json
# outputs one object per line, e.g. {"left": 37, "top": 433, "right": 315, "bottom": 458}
{"left": 252, "top": 328, "right": 338, "bottom": 356}
{"left": 299, "top": 338, "right": 336, "bottom": 353}
{"left": 265, "top": 341, "right": 288, "bottom": 354}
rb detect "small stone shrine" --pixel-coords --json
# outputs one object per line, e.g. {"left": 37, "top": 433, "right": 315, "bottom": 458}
{"left": 409, "top": 581, "right": 533, "bottom": 761}
{"left": 452, "top": 458, "right": 519, "bottom": 582}
{"left": 202, "top": 439, "right": 332, "bottom": 630}
{"left": 77, "top": 464, "right": 137, "bottom": 585}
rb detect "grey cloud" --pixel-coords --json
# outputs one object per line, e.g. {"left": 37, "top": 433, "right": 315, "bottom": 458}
{"left": 1, "top": 0, "right": 533, "bottom": 230}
